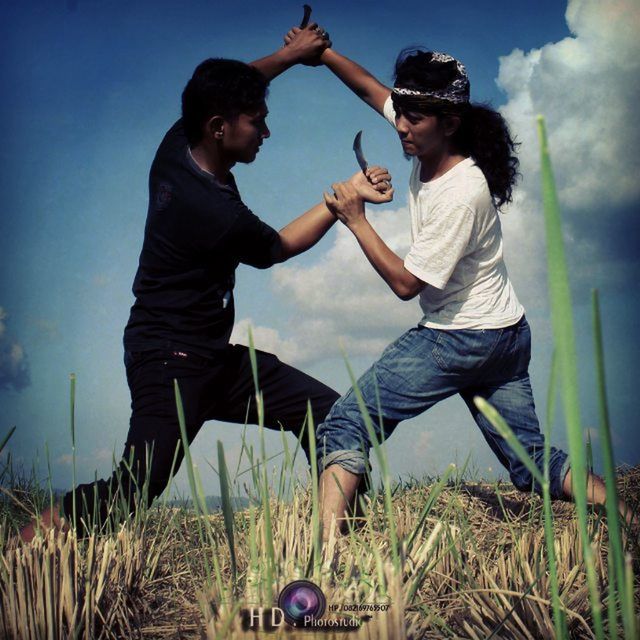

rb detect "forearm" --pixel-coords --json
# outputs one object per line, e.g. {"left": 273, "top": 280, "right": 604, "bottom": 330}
{"left": 320, "top": 48, "right": 391, "bottom": 115}
{"left": 348, "top": 219, "right": 424, "bottom": 300}
{"left": 250, "top": 47, "right": 298, "bottom": 81}
{"left": 278, "top": 203, "right": 337, "bottom": 260}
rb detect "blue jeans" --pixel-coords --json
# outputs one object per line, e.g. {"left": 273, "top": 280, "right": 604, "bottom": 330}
{"left": 316, "top": 316, "right": 570, "bottom": 499}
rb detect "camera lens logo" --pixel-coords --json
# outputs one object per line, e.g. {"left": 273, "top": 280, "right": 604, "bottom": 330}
{"left": 278, "top": 580, "right": 326, "bottom": 627}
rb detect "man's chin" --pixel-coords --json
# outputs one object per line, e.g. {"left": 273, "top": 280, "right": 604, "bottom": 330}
{"left": 237, "top": 153, "right": 258, "bottom": 165}
{"left": 244, "top": 149, "right": 260, "bottom": 163}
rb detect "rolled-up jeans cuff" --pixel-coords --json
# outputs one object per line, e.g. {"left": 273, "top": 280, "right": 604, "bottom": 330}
{"left": 319, "top": 450, "right": 368, "bottom": 476}
{"left": 552, "top": 455, "right": 571, "bottom": 500}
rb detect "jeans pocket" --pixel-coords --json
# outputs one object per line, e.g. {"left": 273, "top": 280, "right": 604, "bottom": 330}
{"left": 160, "top": 352, "right": 210, "bottom": 384}
{"left": 513, "top": 321, "right": 532, "bottom": 375}
{"left": 432, "top": 329, "right": 502, "bottom": 374}
{"left": 125, "top": 350, "right": 168, "bottom": 389}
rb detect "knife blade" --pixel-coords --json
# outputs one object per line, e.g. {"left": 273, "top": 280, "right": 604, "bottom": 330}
{"left": 300, "top": 4, "right": 312, "bottom": 28}
{"left": 353, "top": 130, "right": 368, "bottom": 173}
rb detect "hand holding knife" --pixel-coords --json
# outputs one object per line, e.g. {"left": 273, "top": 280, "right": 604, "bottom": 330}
{"left": 353, "top": 130, "right": 392, "bottom": 192}
{"left": 299, "top": 4, "right": 330, "bottom": 40}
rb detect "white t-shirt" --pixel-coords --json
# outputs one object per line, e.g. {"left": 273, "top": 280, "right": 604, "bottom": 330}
{"left": 383, "top": 96, "right": 524, "bottom": 329}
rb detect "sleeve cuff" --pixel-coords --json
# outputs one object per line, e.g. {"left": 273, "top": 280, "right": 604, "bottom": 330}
{"left": 382, "top": 95, "right": 396, "bottom": 127}
{"left": 404, "top": 257, "right": 447, "bottom": 290}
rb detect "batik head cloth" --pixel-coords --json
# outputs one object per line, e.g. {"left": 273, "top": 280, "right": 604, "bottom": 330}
{"left": 392, "top": 51, "right": 470, "bottom": 108}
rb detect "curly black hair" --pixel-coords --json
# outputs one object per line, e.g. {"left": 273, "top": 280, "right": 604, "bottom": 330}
{"left": 181, "top": 58, "right": 269, "bottom": 146}
{"left": 394, "top": 48, "right": 520, "bottom": 209}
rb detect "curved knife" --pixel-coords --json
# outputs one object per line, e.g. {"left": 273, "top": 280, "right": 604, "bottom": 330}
{"left": 300, "top": 4, "right": 312, "bottom": 28}
{"left": 353, "top": 130, "right": 368, "bottom": 174}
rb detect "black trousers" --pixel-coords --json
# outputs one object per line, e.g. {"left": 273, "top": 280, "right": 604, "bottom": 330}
{"left": 61, "top": 345, "right": 339, "bottom": 530}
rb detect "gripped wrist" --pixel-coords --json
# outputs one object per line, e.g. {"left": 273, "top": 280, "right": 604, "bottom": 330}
{"left": 277, "top": 44, "right": 299, "bottom": 68}
{"left": 320, "top": 47, "right": 336, "bottom": 66}
{"left": 346, "top": 215, "right": 368, "bottom": 234}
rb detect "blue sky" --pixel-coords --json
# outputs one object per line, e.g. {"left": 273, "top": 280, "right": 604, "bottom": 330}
{"left": 1, "top": 0, "right": 638, "bottom": 497}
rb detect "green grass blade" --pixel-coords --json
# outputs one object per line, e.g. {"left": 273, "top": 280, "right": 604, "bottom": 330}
{"left": 543, "top": 349, "right": 568, "bottom": 639}
{"left": 217, "top": 440, "right": 237, "bottom": 585}
{"left": 473, "top": 396, "right": 544, "bottom": 487}
{"left": 173, "top": 379, "right": 212, "bottom": 585}
{"left": 69, "top": 372, "right": 78, "bottom": 531}
{"left": 0, "top": 426, "right": 16, "bottom": 456}
{"left": 246, "top": 329, "right": 275, "bottom": 594}
{"left": 537, "top": 115, "right": 604, "bottom": 639}
{"left": 247, "top": 327, "right": 259, "bottom": 398}
{"left": 405, "top": 463, "right": 455, "bottom": 556}
{"left": 592, "top": 288, "right": 630, "bottom": 638}
{"left": 623, "top": 554, "right": 638, "bottom": 639}
{"left": 306, "top": 401, "right": 322, "bottom": 577}
{"left": 44, "top": 442, "right": 55, "bottom": 530}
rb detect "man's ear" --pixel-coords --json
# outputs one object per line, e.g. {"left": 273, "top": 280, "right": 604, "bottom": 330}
{"left": 204, "top": 115, "right": 225, "bottom": 141}
{"left": 443, "top": 114, "right": 461, "bottom": 138}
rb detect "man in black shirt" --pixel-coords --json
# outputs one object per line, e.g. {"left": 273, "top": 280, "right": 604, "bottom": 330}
{"left": 21, "top": 27, "right": 393, "bottom": 539}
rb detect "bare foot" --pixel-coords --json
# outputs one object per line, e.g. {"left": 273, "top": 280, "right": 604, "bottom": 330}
{"left": 620, "top": 502, "right": 639, "bottom": 531}
{"left": 19, "top": 504, "right": 69, "bottom": 543}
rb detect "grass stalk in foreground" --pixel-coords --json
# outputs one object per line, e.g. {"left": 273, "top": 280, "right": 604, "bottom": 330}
{"left": 247, "top": 328, "right": 275, "bottom": 599}
{"left": 218, "top": 440, "right": 237, "bottom": 587}
{"left": 306, "top": 401, "right": 323, "bottom": 578}
{"left": 69, "top": 373, "right": 77, "bottom": 535}
{"left": 0, "top": 427, "right": 16, "bottom": 456}
{"left": 473, "top": 398, "right": 544, "bottom": 489}
{"left": 592, "top": 288, "right": 634, "bottom": 638}
{"left": 544, "top": 349, "right": 568, "bottom": 639}
{"left": 173, "top": 379, "right": 214, "bottom": 588}
{"left": 537, "top": 114, "right": 604, "bottom": 639}
{"left": 623, "top": 554, "right": 637, "bottom": 639}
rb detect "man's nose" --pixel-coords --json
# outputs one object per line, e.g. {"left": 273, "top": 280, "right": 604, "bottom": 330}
{"left": 395, "top": 115, "right": 409, "bottom": 135}
{"left": 262, "top": 125, "right": 270, "bottom": 139}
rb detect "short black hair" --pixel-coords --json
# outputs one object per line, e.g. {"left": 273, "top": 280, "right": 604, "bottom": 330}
{"left": 181, "top": 58, "right": 269, "bottom": 145}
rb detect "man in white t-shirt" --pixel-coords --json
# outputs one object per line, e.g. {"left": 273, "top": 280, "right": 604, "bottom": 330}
{"left": 282, "top": 31, "right": 635, "bottom": 538}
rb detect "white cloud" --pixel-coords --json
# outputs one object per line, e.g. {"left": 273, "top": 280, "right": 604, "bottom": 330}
{"left": 56, "top": 448, "right": 113, "bottom": 468}
{"left": 31, "top": 318, "right": 61, "bottom": 342}
{"left": 497, "top": 0, "right": 640, "bottom": 292}
{"left": 0, "top": 306, "right": 30, "bottom": 392}
{"left": 230, "top": 317, "right": 306, "bottom": 363}
{"left": 268, "top": 207, "right": 418, "bottom": 363}
{"left": 498, "top": 3, "right": 640, "bottom": 210}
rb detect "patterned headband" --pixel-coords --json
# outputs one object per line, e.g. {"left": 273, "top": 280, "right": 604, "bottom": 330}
{"left": 392, "top": 51, "right": 470, "bottom": 106}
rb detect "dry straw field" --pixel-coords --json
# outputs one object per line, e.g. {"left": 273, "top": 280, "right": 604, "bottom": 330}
{"left": 1, "top": 465, "right": 639, "bottom": 639}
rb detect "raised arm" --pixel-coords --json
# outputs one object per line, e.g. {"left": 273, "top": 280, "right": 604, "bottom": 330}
{"left": 320, "top": 48, "right": 391, "bottom": 115}
{"left": 251, "top": 24, "right": 330, "bottom": 81}
{"left": 284, "top": 28, "right": 391, "bottom": 115}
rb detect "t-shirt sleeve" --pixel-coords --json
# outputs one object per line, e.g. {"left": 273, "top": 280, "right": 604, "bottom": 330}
{"left": 229, "top": 206, "right": 283, "bottom": 269}
{"left": 382, "top": 95, "right": 396, "bottom": 128}
{"left": 404, "top": 201, "right": 475, "bottom": 289}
